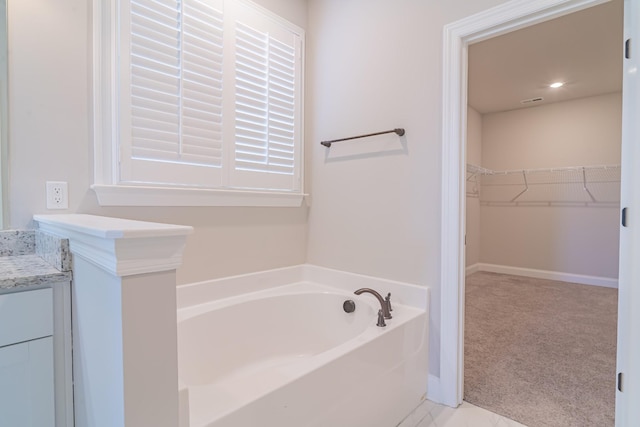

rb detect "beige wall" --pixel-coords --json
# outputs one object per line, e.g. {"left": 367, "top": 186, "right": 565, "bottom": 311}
{"left": 305, "top": 0, "right": 507, "bottom": 377}
{"left": 480, "top": 205, "right": 620, "bottom": 278}
{"left": 479, "top": 93, "right": 622, "bottom": 280}
{"left": 7, "top": 0, "right": 309, "bottom": 285}
{"left": 7, "top": 0, "right": 518, "bottom": 380}
{"left": 481, "top": 92, "right": 622, "bottom": 170}
{"left": 466, "top": 107, "right": 482, "bottom": 268}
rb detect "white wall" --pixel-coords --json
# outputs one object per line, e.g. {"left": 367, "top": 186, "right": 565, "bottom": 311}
{"left": 480, "top": 93, "right": 622, "bottom": 280}
{"left": 466, "top": 107, "right": 482, "bottom": 268}
{"left": 6, "top": 0, "right": 308, "bottom": 285}
{"left": 305, "top": 0, "right": 507, "bottom": 378}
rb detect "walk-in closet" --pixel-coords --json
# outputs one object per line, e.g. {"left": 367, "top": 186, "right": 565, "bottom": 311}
{"left": 463, "top": 1, "right": 622, "bottom": 426}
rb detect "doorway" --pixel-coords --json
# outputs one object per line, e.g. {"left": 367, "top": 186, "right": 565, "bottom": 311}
{"left": 463, "top": 5, "right": 622, "bottom": 423}
{"left": 439, "top": 0, "right": 637, "bottom": 422}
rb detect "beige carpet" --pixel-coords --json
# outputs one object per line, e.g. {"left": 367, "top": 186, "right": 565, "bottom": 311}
{"left": 464, "top": 272, "right": 617, "bottom": 427}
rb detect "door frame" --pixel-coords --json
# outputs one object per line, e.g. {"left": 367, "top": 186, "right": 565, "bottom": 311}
{"left": 439, "top": 0, "right": 615, "bottom": 408}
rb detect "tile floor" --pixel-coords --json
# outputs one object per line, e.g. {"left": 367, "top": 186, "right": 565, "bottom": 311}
{"left": 397, "top": 400, "right": 528, "bottom": 427}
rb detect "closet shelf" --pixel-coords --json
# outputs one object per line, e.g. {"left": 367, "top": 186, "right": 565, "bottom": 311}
{"left": 466, "top": 164, "right": 621, "bottom": 205}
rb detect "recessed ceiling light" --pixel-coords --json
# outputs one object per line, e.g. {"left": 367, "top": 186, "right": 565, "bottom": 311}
{"left": 550, "top": 82, "right": 564, "bottom": 88}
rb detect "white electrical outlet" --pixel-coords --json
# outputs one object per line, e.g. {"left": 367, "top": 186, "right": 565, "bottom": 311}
{"left": 46, "top": 181, "right": 68, "bottom": 209}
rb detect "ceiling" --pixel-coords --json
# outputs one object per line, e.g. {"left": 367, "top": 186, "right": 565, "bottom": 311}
{"left": 468, "top": 0, "right": 624, "bottom": 114}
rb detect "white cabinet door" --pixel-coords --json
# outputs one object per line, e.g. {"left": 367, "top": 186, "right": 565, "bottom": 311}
{"left": 0, "top": 288, "right": 53, "bottom": 347}
{"left": 0, "top": 337, "right": 55, "bottom": 427}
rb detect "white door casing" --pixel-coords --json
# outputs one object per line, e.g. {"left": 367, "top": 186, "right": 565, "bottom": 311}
{"left": 615, "top": 0, "right": 640, "bottom": 425}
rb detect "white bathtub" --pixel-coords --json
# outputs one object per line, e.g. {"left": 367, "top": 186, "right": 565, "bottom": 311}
{"left": 177, "top": 265, "right": 429, "bottom": 427}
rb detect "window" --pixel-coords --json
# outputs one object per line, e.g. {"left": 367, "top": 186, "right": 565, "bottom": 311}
{"left": 93, "top": 0, "right": 305, "bottom": 206}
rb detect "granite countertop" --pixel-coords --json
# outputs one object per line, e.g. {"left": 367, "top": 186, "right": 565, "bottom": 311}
{"left": 0, "top": 255, "right": 71, "bottom": 291}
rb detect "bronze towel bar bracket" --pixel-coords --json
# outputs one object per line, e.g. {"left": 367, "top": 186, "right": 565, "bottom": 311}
{"left": 320, "top": 128, "right": 405, "bottom": 148}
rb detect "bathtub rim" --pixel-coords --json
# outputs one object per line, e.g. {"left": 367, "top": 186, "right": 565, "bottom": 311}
{"left": 177, "top": 264, "right": 429, "bottom": 312}
{"left": 177, "top": 281, "right": 388, "bottom": 323}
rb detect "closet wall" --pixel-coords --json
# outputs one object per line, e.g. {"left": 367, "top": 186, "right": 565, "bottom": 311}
{"left": 466, "top": 106, "right": 482, "bottom": 268}
{"left": 468, "top": 92, "right": 622, "bottom": 284}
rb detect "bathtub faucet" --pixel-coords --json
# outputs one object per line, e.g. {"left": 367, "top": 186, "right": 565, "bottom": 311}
{"left": 354, "top": 288, "right": 392, "bottom": 320}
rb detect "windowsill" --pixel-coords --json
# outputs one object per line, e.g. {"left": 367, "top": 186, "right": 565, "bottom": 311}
{"left": 91, "top": 184, "right": 308, "bottom": 207}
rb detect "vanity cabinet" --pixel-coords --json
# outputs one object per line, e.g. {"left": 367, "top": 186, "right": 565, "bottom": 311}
{"left": 0, "top": 288, "right": 55, "bottom": 427}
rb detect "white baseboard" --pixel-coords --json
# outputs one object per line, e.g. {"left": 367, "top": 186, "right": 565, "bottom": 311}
{"left": 465, "top": 263, "right": 480, "bottom": 276}
{"left": 473, "top": 263, "right": 618, "bottom": 288}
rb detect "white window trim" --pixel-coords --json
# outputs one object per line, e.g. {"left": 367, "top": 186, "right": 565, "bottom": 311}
{"left": 91, "top": 184, "right": 305, "bottom": 207}
{"left": 92, "top": 0, "right": 306, "bottom": 207}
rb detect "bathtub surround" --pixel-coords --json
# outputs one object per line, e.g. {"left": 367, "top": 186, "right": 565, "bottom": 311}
{"left": 464, "top": 272, "right": 617, "bottom": 427}
{"left": 33, "top": 214, "right": 193, "bottom": 427}
{"left": 176, "top": 265, "right": 429, "bottom": 427}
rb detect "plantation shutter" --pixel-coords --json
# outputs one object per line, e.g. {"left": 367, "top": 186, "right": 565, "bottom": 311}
{"left": 228, "top": 2, "right": 302, "bottom": 191}
{"left": 119, "top": 0, "right": 225, "bottom": 187}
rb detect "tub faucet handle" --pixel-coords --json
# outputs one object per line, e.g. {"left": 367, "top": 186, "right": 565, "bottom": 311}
{"left": 385, "top": 293, "right": 393, "bottom": 313}
{"left": 377, "top": 309, "right": 387, "bottom": 327}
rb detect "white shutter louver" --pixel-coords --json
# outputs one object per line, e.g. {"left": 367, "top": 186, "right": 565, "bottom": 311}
{"left": 122, "top": 0, "right": 224, "bottom": 186}
{"left": 267, "top": 38, "right": 297, "bottom": 172}
{"left": 234, "top": 23, "right": 296, "bottom": 176}
{"left": 230, "top": 5, "right": 301, "bottom": 192}
{"left": 129, "top": 0, "right": 181, "bottom": 162}
{"left": 181, "top": 0, "right": 224, "bottom": 166}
